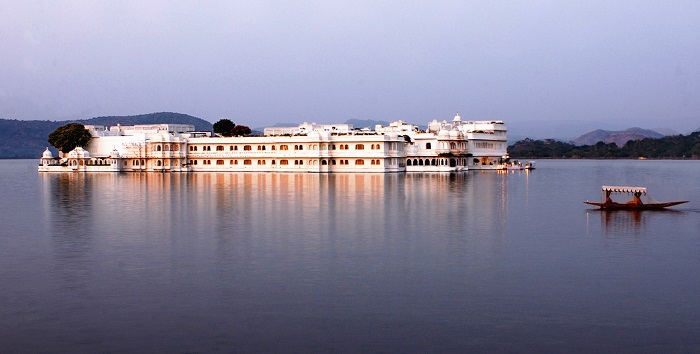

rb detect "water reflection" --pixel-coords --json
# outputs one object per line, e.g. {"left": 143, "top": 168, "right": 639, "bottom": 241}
{"left": 587, "top": 209, "right": 687, "bottom": 238}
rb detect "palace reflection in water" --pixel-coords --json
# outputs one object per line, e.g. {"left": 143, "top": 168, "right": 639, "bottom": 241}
{"left": 1, "top": 159, "right": 696, "bottom": 352}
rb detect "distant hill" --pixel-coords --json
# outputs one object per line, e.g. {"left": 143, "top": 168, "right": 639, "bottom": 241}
{"left": 508, "top": 131, "right": 700, "bottom": 159}
{"left": 345, "top": 119, "right": 390, "bottom": 129}
{"left": 573, "top": 127, "right": 665, "bottom": 147}
{"left": 0, "top": 112, "right": 212, "bottom": 159}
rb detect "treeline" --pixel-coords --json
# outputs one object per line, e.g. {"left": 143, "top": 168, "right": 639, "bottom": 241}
{"left": 508, "top": 131, "right": 700, "bottom": 159}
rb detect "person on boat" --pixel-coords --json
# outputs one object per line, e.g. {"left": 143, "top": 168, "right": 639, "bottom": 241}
{"left": 627, "top": 191, "right": 644, "bottom": 206}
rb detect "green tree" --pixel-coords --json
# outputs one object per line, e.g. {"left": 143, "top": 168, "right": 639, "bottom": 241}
{"left": 48, "top": 123, "right": 92, "bottom": 153}
{"left": 231, "top": 125, "right": 252, "bottom": 137}
{"left": 213, "top": 119, "right": 235, "bottom": 137}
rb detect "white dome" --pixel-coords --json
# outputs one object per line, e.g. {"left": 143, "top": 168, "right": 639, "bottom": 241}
{"left": 42, "top": 147, "right": 54, "bottom": 159}
{"left": 438, "top": 130, "right": 450, "bottom": 138}
{"left": 453, "top": 113, "right": 461, "bottom": 122}
{"left": 449, "top": 130, "right": 460, "bottom": 138}
{"left": 110, "top": 148, "right": 120, "bottom": 158}
{"left": 67, "top": 146, "right": 90, "bottom": 159}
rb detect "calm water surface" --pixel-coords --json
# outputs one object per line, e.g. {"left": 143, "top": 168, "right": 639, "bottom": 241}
{"left": 1, "top": 159, "right": 700, "bottom": 353}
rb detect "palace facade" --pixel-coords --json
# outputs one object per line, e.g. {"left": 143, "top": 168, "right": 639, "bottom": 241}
{"left": 39, "top": 114, "right": 509, "bottom": 173}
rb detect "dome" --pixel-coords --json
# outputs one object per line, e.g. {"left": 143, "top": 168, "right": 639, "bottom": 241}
{"left": 449, "top": 130, "right": 460, "bottom": 139}
{"left": 67, "top": 146, "right": 90, "bottom": 159}
{"left": 110, "top": 148, "right": 120, "bottom": 158}
{"left": 42, "top": 147, "right": 54, "bottom": 159}
{"left": 453, "top": 113, "right": 461, "bottom": 122}
{"left": 438, "top": 129, "right": 450, "bottom": 139}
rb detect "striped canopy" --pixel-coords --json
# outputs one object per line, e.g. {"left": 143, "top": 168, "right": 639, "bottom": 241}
{"left": 601, "top": 186, "right": 647, "bottom": 194}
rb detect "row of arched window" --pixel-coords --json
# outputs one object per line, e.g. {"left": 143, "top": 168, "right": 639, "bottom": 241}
{"left": 154, "top": 144, "right": 179, "bottom": 151}
{"left": 186, "top": 143, "right": 389, "bottom": 152}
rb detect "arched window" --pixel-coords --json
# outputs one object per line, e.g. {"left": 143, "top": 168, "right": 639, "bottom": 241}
{"left": 425, "top": 159, "right": 430, "bottom": 166}
{"left": 413, "top": 159, "right": 418, "bottom": 165}
{"left": 280, "top": 145, "right": 288, "bottom": 150}
{"left": 355, "top": 159, "right": 364, "bottom": 165}
{"left": 271, "top": 145, "right": 276, "bottom": 151}
{"left": 332, "top": 144, "right": 336, "bottom": 150}
{"left": 418, "top": 159, "right": 423, "bottom": 166}
{"left": 407, "top": 159, "right": 412, "bottom": 166}
{"left": 321, "top": 160, "right": 328, "bottom": 165}
{"left": 157, "top": 160, "right": 162, "bottom": 166}
{"left": 234, "top": 146, "right": 238, "bottom": 151}
{"left": 230, "top": 146, "right": 234, "bottom": 151}
{"left": 217, "top": 160, "right": 224, "bottom": 165}
{"left": 355, "top": 144, "right": 364, "bottom": 150}
{"left": 165, "top": 145, "right": 170, "bottom": 151}
{"left": 426, "top": 142, "right": 431, "bottom": 149}
{"left": 244, "top": 159, "right": 252, "bottom": 165}
{"left": 244, "top": 145, "right": 252, "bottom": 151}
{"left": 156, "top": 145, "right": 162, "bottom": 151}
{"left": 216, "top": 146, "right": 224, "bottom": 151}
{"left": 344, "top": 144, "right": 349, "bottom": 150}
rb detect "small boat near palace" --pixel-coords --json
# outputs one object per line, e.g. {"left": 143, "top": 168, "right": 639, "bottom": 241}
{"left": 584, "top": 185, "right": 688, "bottom": 210}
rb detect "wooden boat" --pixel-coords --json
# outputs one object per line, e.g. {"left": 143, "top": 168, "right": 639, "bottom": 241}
{"left": 584, "top": 185, "right": 688, "bottom": 210}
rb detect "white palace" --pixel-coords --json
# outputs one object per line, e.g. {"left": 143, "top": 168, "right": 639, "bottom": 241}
{"left": 39, "top": 114, "right": 511, "bottom": 173}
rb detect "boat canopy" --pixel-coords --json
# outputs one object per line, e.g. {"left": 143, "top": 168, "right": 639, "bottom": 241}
{"left": 601, "top": 186, "right": 647, "bottom": 194}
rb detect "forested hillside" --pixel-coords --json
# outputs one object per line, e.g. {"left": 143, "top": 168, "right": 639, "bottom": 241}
{"left": 508, "top": 131, "right": 700, "bottom": 159}
{"left": 0, "top": 112, "right": 212, "bottom": 159}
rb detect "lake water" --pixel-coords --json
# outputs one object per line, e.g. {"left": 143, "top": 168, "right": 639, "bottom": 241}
{"left": 1, "top": 159, "right": 700, "bottom": 353}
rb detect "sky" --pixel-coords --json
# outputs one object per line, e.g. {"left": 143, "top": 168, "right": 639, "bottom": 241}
{"left": 1, "top": 0, "right": 699, "bottom": 134}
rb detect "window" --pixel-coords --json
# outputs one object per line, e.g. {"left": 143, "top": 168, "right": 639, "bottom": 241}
{"left": 339, "top": 145, "right": 344, "bottom": 150}
{"left": 206, "top": 146, "right": 211, "bottom": 151}
{"left": 344, "top": 144, "right": 349, "bottom": 150}
{"left": 355, "top": 144, "right": 364, "bottom": 150}
{"left": 280, "top": 145, "right": 289, "bottom": 150}
{"left": 257, "top": 160, "right": 266, "bottom": 165}
{"left": 332, "top": 144, "right": 336, "bottom": 150}
{"left": 194, "top": 160, "right": 198, "bottom": 165}
{"left": 230, "top": 146, "right": 234, "bottom": 151}
{"left": 321, "top": 160, "right": 327, "bottom": 165}
{"left": 230, "top": 160, "right": 235, "bottom": 165}
{"left": 258, "top": 145, "right": 266, "bottom": 151}
{"left": 234, "top": 146, "right": 238, "bottom": 151}
{"left": 164, "top": 145, "right": 170, "bottom": 151}
{"left": 280, "top": 160, "right": 289, "bottom": 165}
{"left": 271, "top": 146, "right": 276, "bottom": 151}
{"left": 331, "top": 160, "right": 336, "bottom": 165}
{"left": 272, "top": 160, "right": 276, "bottom": 165}
{"left": 244, "top": 145, "right": 252, "bottom": 151}
{"left": 156, "top": 145, "right": 161, "bottom": 151}
{"left": 216, "top": 160, "right": 224, "bottom": 165}
{"left": 355, "top": 159, "right": 364, "bottom": 165}
{"left": 244, "top": 159, "right": 252, "bottom": 165}
{"left": 426, "top": 142, "right": 431, "bottom": 149}
{"left": 216, "top": 146, "right": 224, "bottom": 151}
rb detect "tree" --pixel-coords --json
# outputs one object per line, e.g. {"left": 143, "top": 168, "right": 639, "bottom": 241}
{"left": 231, "top": 125, "right": 252, "bottom": 137}
{"left": 213, "top": 119, "right": 235, "bottom": 137}
{"left": 48, "top": 123, "right": 92, "bottom": 153}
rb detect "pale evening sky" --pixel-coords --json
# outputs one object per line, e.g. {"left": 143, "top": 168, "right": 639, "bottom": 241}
{"left": 1, "top": 1, "right": 699, "bottom": 134}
